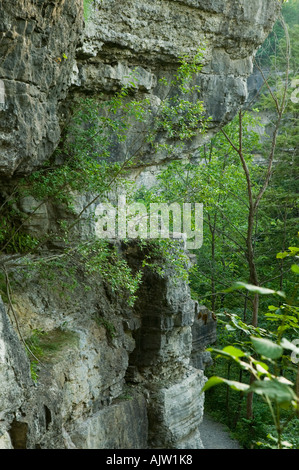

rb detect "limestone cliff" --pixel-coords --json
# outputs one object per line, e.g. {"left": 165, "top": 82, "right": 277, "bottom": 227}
{"left": 0, "top": 0, "right": 280, "bottom": 175}
{"left": 0, "top": 245, "right": 214, "bottom": 449}
{"left": 0, "top": 0, "right": 280, "bottom": 449}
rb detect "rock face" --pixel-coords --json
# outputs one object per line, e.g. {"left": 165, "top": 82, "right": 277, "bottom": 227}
{"left": 191, "top": 304, "right": 217, "bottom": 370}
{"left": 0, "top": 0, "right": 280, "bottom": 175}
{"left": 0, "top": 246, "right": 214, "bottom": 449}
{"left": 0, "top": 270, "right": 148, "bottom": 449}
{"left": 0, "top": 297, "right": 32, "bottom": 449}
{"left": 78, "top": 0, "right": 279, "bottom": 129}
{"left": 125, "top": 244, "right": 211, "bottom": 448}
{"left": 0, "top": 0, "right": 280, "bottom": 450}
{"left": 0, "top": 0, "right": 83, "bottom": 175}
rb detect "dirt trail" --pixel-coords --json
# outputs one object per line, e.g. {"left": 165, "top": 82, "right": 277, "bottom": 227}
{"left": 199, "top": 414, "right": 242, "bottom": 449}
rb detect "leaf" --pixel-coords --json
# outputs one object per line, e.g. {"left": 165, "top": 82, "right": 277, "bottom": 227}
{"left": 201, "top": 376, "right": 250, "bottom": 394}
{"left": 288, "top": 246, "right": 299, "bottom": 252}
{"left": 222, "top": 346, "right": 245, "bottom": 358}
{"left": 226, "top": 282, "right": 286, "bottom": 298}
{"left": 225, "top": 324, "right": 236, "bottom": 332}
{"left": 251, "top": 336, "right": 283, "bottom": 360}
{"left": 291, "top": 264, "right": 299, "bottom": 274}
{"left": 264, "top": 434, "right": 293, "bottom": 448}
{"left": 280, "top": 337, "right": 299, "bottom": 355}
{"left": 253, "top": 360, "right": 269, "bottom": 375}
{"left": 276, "top": 375, "right": 293, "bottom": 386}
{"left": 208, "top": 346, "right": 244, "bottom": 363}
{"left": 277, "top": 247, "right": 299, "bottom": 259}
{"left": 201, "top": 376, "right": 224, "bottom": 392}
{"left": 276, "top": 251, "right": 289, "bottom": 259}
{"left": 249, "top": 378, "right": 297, "bottom": 406}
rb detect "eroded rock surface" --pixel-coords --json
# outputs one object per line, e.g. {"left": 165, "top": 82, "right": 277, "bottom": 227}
{"left": 0, "top": 246, "right": 213, "bottom": 449}
{"left": 0, "top": 0, "right": 280, "bottom": 175}
{"left": 0, "top": 0, "right": 83, "bottom": 175}
{"left": 0, "top": 0, "right": 280, "bottom": 450}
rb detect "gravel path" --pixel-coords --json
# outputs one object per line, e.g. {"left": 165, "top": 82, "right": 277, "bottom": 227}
{"left": 199, "top": 414, "right": 242, "bottom": 449}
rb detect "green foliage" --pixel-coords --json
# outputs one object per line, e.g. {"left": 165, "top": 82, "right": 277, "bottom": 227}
{"left": 137, "top": 238, "right": 190, "bottom": 282}
{"left": 226, "top": 281, "right": 286, "bottom": 298}
{"left": 134, "top": 4, "right": 299, "bottom": 447}
{"left": 202, "top": 258, "right": 299, "bottom": 448}
{"left": 138, "top": 108, "right": 295, "bottom": 312}
{"left": 256, "top": 0, "right": 299, "bottom": 66}
{"left": 94, "top": 316, "right": 116, "bottom": 341}
{"left": 25, "top": 328, "right": 79, "bottom": 381}
{"left": 1, "top": 47, "right": 208, "bottom": 314}
{"left": 0, "top": 272, "right": 8, "bottom": 303}
{"left": 0, "top": 197, "right": 39, "bottom": 254}
{"left": 26, "top": 329, "right": 46, "bottom": 363}
{"left": 4, "top": 232, "right": 39, "bottom": 254}
{"left": 117, "top": 386, "right": 133, "bottom": 401}
{"left": 30, "top": 361, "right": 39, "bottom": 383}
{"left": 83, "top": 0, "right": 93, "bottom": 21}
{"left": 20, "top": 239, "right": 143, "bottom": 307}
{"left": 77, "top": 240, "right": 143, "bottom": 306}
{"left": 20, "top": 96, "right": 134, "bottom": 208}
{"left": 11, "top": 46, "right": 208, "bottom": 242}
{"left": 203, "top": 336, "right": 299, "bottom": 446}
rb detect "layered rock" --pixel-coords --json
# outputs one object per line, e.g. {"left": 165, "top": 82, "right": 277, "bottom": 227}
{"left": 0, "top": 0, "right": 83, "bottom": 175}
{"left": 0, "top": 0, "right": 280, "bottom": 175}
{"left": 0, "top": 297, "right": 32, "bottom": 449}
{"left": 72, "top": 0, "right": 281, "bottom": 168}
{"left": 125, "top": 243, "right": 208, "bottom": 448}
{"left": 0, "top": 268, "right": 147, "bottom": 449}
{"left": 0, "top": 245, "right": 214, "bottom": 449}
{"left": 0, "top": 0, "right": 280, "bottom": 450}
{"left": 191, "top": 304, "right": 217, "bottom": 370}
